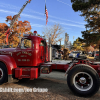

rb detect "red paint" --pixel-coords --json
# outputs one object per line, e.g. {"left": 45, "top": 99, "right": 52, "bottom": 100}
{"left": 0, "top": 55, "right": 17, "bottom": 75}
{"left": 15, "top": 68, "right": 22, "bottom": 78}
{"left": 15, "top": 67, "right": 38, "bottom": 79}
{"left": 96, "top": 54, "right": 99, "bottom": 56}
{"left": 51, "top": 64, "right": 69, "bottom": 71}
{"left": 0, "top": 35, "right": 48, "bottom": 79}
{"left": 5, "top": 29, "right": 10, "bottom": 45}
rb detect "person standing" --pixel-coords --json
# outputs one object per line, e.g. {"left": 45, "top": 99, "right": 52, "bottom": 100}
{"left": 63, "top": 49, "right": 68, "bottom": 60}
{"left": 55, "top": 50, "right": 59, "bottom": 59}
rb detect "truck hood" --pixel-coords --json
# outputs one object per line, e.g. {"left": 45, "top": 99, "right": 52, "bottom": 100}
{"left": 0, "top": 48, "right": 17, "bottom": 55}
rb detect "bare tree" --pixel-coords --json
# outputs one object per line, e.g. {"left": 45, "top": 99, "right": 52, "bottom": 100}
{"left": 42, "top": 24, "right": 64, "bottom": 45}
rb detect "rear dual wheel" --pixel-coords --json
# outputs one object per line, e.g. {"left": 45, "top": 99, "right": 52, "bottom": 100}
{"left": 67, "top": 64, "right": 100, "bottom": 97}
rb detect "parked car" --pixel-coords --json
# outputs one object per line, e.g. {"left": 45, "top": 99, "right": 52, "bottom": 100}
{"left": 94, "top": 51, "right": 99, "bottom": 60}
{"left": 69, "top": 51, "right": 82, "bottom": 58}
{"left": 88, "top": 51, "right": 92, "bottom": 57}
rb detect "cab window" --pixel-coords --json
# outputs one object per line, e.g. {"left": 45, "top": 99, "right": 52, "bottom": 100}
{"left": 40, "top": 40, "right": 46, "bottom": 46}
{"left": 21, "top": 39, "right": 32, "bottom": 48}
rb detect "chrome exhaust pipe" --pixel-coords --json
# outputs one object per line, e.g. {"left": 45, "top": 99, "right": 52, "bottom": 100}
{"left": 49, "top": 34, "right": 52, "bottom": 62}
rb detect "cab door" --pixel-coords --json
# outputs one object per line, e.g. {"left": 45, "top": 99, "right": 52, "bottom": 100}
{"left": 39, "top": 40, "right": 46, "bottom": 62}
{"left": 14, "top": 38, "right": 33, "bottom": 66}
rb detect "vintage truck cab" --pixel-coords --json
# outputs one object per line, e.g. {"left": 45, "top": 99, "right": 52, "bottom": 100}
{"left": 0, "top": 33, "right": 50, "bottom": 83}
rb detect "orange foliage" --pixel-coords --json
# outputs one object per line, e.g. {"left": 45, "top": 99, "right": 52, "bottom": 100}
{"left": 0, "top": 15, "right": 31, "bottom": 47}
{"left": 6, "top": 16, "right": 12, "bottom": 22}
{"left": 0, "top": 23, "right": 8, "bottom": 34}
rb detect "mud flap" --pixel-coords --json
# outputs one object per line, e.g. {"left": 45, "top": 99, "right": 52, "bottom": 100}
{"left": 8, "top": 75, "right": 14, "bottom": 83}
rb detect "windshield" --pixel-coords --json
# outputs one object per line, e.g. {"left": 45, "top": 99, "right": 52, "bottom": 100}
{"left": 21, "top": 38, "right": 32, "bottom": 49}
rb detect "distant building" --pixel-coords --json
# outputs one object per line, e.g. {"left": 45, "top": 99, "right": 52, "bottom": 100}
{"left": 64, "top": 33, "right": 72, "bottom": 50}
{"left": 64, "top": 33, "right": 68, "bottom": 48}
{"left": 66, "top": 41, "right": 72, "bottom": 50}
{"left": 64, "top": 41, "right": 72, "bottom": 50}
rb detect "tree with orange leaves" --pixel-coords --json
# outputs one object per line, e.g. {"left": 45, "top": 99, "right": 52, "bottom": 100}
{"left": 0, "top": 23, "right": 9, "bottom": 46}
{"left": 0, "top": 15, "right": 31, "bottom": 47}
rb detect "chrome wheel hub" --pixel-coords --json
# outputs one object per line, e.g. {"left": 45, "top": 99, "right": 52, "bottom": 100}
{"left": 79, "top": 77, "right": 86, "bottom": 84}
{"left": 73, "top": 72, "right": 93, "bottom": 91}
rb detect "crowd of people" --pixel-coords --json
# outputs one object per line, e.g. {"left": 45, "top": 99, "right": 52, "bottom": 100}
{"left": 54, "top": 48, "right": 99, "bottom": 60}
{"left": 55, "top": 48, "right": 69, "bottom": 60}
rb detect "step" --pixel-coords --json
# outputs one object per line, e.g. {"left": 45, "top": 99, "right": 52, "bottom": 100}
{"left": 15, "top": 67, "right": 38, "bottom": 79}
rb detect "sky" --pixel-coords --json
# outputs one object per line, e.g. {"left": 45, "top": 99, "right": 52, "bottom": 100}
{"left": 0, "top": 0, "right": 87, "bottom": 45}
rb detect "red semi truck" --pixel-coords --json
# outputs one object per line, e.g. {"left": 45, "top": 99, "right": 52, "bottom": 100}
{"left": 0, "top": 32, "right": 100, "bottom": 97}
{"left": 1, "top": 0, "right": 100, "bottom": 97}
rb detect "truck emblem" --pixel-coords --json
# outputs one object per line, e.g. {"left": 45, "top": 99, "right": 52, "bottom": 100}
{"left": 17, "top": 52, "right": 32, "bottom": 56}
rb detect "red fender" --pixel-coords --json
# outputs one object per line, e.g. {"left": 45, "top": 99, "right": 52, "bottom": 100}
{"left": 0, "top": 55, "right": 17, "bottom": 75}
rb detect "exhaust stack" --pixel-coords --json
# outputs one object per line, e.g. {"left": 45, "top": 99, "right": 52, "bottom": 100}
{"left": 48, "top": 34, "right": 52, "bottom": 62}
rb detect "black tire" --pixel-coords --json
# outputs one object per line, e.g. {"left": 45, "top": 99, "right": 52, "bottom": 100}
{"left": 0, "top": 62, "right": 8, "bottom": 84}
{"left": 67, "top": 64, "right": 100, "bottom": 97}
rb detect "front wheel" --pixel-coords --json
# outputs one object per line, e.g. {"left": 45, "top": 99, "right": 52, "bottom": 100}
{"left": 0, "top": 62, "right": 8, "bottom": 84}
{"left": 67, "top": 64, "right": 100, "bottom": 97}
